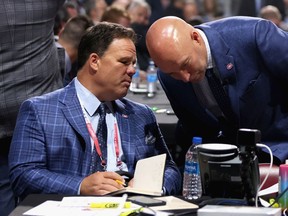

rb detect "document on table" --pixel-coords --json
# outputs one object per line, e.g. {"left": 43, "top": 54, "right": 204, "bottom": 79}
{"left": 108, "top": 154, "right": 167, "bottom": 196}
{"left": 23, "top": 195, "right": 196, "bottom": 216}
{"left": 23, "top": 195, "right": 139, "bottom": 216}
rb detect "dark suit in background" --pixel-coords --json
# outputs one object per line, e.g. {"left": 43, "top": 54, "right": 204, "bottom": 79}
{"left": 131, "top": 23, "right": 151, "bottom": 71}
{"left": 159, "top": 17, "right": 288, "bottom": 167}
{"left": 0, "top": 1, "right": 64, "bottom": 215}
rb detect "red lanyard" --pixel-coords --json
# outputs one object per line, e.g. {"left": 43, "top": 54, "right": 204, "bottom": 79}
{"left": 81, "top": 105, "right": 122, "bottom": 170}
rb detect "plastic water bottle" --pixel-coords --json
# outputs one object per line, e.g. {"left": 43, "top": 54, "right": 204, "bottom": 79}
{"left": 146, "top": 59, "right": 157, "bottom": 97}
{"left": 131, "top": 62, "right": 140, "bottom": 89}
{"left": 182, "top": 136, "right": 203, "bottom": 200}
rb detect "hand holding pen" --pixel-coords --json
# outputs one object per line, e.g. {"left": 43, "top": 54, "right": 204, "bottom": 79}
{"left": 80, "top": 171, "right": 126, "bottom": 195}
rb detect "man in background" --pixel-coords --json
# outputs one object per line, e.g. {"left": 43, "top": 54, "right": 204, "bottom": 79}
{"left": 260, "top": 5, "right": 288, "bottom": 31}
{"left": 101, "top": 6, "right": 131, "bottom": 28}
{"left": 56, "top": 15, "right": 94, "bottom": 85}
{"left": 83, "top": 0, "right": 108, "bottom": 24}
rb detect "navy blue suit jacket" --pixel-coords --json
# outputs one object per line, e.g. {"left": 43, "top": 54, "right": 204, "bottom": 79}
{"left": 9, "top": 80, "right": 181, "bottom": 198}
{"left": 159, "top": 17, "right": 288, "bottom": 162}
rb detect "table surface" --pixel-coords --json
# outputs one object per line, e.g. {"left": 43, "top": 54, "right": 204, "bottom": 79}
{"left": 9, "top": 194, "right": 198, "bottom": 216}
{"left": 126, "top": 84, "right": 178, "bottom": 125}
{"left": 126, "top": 84, "right": 179, "bottom": 153}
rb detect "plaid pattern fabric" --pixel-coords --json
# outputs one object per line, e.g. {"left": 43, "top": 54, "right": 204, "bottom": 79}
{"left": 0, "top": 0, "right": 65, "bottom": 139}
{"left": 9, "top": 80, "right": 181, "bottom": 198}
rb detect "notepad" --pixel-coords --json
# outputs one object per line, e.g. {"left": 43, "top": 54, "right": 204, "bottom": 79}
{"left": 108, "top": 154, "right": 167, "bottom": 196}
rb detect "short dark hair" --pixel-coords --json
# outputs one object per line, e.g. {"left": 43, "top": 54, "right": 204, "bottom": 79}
{"left": 60, "top": 15, "right": 94, "bottom": 49}
{"left": 77, "top": 22, "right": 137, "bottom": 69}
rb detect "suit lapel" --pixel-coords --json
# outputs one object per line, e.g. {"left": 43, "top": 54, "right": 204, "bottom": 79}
{"left": 58, "top": 83, "right": 138, "bottom": 172}
{"left": 58, "top": 80, "right": 91, "bottom": 151}
{"left": 198, "top": 25, "right": 239, "bottom": 126}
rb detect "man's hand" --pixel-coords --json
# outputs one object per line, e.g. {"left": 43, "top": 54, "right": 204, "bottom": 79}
{"left": 80, "top": 171, "right": 125, "bottom": 195}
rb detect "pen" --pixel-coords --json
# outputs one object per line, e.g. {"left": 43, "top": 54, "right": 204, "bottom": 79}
{"left": 115, "top": 179, "right": 127, "bottom": 187}
{"left": 89, "top": 201, "right": 131, "bottom": 208}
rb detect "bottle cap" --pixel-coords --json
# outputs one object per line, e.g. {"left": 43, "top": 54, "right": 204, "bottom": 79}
{"left": 192, "top": 137, "right": 202, "bottom": 145}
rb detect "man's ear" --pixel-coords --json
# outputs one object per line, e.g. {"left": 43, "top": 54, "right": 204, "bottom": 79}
{"left": 89, "top": 53, "right": 100, "bottom": 71}
{"left": 191, "top": 31, "right": 201, "bottom": 44}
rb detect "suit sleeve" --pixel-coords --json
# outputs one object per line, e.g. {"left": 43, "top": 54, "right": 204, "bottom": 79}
{"left": 8, "top": 100, "right": 83, "bottom": 198}
{"left": 256, "top": 19, "right": 288, "bottom": 80}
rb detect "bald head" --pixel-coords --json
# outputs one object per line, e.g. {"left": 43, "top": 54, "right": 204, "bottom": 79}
{"left": 146, "top": 16, "right": 207, "bottom": 82}
{"left": 146, "top": 16, "right": 189, "bottom": 67}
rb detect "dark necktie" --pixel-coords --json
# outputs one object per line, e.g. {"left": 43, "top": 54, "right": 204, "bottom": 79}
{"left": 206, "top": 68, "right": 236, "bottom": 123}
{"left": 96, "top": 103, "right": 108, "bottom": 166}
{"left": 91, "top": 103, "right": 108, "bottom": 172}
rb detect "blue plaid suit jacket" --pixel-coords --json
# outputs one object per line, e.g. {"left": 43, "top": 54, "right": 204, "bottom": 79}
{"left": 9, "top": 80, "right": 181, "bottom": 198}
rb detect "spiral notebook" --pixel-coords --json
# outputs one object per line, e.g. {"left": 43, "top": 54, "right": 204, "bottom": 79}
{"left": 108, "top": 154, "right": 166, "bottom": 196}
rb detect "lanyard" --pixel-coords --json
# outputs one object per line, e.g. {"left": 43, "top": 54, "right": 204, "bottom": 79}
{"left": 81, "top": 105, "right": 122, "bottom": 170}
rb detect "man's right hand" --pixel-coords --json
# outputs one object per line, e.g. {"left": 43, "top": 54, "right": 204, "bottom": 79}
{"left": 80, "top": 171, "right": 125, "bottom": 195}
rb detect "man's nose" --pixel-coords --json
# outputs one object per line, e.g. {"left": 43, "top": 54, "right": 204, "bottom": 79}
{"left": 180, "top": 70, "right": 190, "bottom": 83}
{"left": 128, "top": 64, "right": 136, "bottom": 75}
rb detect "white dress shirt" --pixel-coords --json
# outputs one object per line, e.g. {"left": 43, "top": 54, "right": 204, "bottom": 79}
{"left": 74, "top": 78, "right": 128, "bottom": 172}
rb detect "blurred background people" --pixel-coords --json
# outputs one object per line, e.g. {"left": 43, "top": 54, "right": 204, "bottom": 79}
{"left": 0, "top": 0, "right": 65, "bottom": 215}
{"left": 110, "top": 0, "right": 132, "bottom": 9}
{"left": 83, "top": 0, "right": 108, "bottom": 24}
{"left": 128, "top": 0, "right": 152, "bottom": 72}
{"left": 128, "top": 0, "right": 151, "bottom": 25}
{"left": 64, "top": 1, "right": 79, "bottom": 17}
{"left": 260, "top": 5, "right": 288, "bottom": 31}
{"left": 236, "top": 0, "right": 285, "bottom": 18}
{"left": 54, "top": 2, "right": 77, "bottom": 40}
{"left": 146, "top": 0, "right": 165, "bottom": 24}
{"left": 101, "top": 6, "right": 131, "bottom": 27}
{"left": 163, "top": 0, "right": 184, "bottom": 19}
{"left": 183, "top": 0, "right": 200, "bottom": 22}
{"left": 56, "top": 15, "right": 94, "bottom": 85}
{"left": 199, "top": 0, "right": 224, "bottom": 21}
{"left": 284, "top": 0, "right": 288, "bottom": 24}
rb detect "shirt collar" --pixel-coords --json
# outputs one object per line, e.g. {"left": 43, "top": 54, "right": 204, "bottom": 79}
{"left": 75, "top": 78, "right": 100, "bottom": 116}
{"left": 75, "top": 78, "right": 114, "bottom": 116}
{"left": 196, "top": 29, "right": 213, "bottom": 69}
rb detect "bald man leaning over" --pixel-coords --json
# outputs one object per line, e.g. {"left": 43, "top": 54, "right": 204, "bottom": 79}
{"left": 146, "top": 16, "right": 288, "bottom": 166}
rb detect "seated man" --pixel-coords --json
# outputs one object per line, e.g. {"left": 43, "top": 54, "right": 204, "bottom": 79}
{"left": 9, "top": 22, "right": 181, "bottom": 200}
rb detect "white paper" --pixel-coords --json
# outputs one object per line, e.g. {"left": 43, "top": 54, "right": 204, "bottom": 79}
{"left": 23, "top": 195, "right": 139, "bottom": 216}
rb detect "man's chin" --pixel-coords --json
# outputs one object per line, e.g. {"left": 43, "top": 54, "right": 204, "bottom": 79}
{"left": 118, "top": 90, "right": 129, "bottom": 98}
